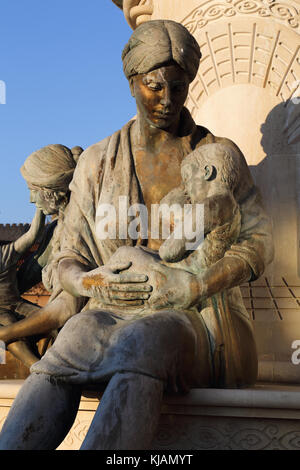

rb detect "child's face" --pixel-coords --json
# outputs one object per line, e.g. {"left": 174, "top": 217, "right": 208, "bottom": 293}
{"left": 29, "top": 188, "right": 59, "bottom": 215}
{"left": 181, "top": 162, "right": 210, "bottom": 203}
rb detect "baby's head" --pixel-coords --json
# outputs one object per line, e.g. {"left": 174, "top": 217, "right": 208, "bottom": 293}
{"left": 181, "top": 143, "right": 240, "bottom": 203}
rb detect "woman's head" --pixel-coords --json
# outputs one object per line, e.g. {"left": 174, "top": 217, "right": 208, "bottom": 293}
{"left": 122, "top": 20, "right": 201, "bottom": 82}
{"left": 122, "top": 20, "right": 201, "bottom": 130}
{"left": 21, "top": 144, "right": 83, "bottom": 215}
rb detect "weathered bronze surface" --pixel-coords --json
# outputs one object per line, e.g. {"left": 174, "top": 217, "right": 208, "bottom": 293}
{"left": 0, "top": 145, "right": 82, "bottom": 375}
{"left": 0, "top": 20, "right": 273, "bottom": 450}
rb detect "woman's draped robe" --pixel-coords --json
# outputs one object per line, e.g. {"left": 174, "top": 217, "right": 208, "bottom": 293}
{"left": 32, "top": 110, "right": 274, "bottom": 389}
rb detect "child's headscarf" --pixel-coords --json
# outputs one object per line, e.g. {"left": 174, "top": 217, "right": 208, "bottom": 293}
{"left": 21, "top": 144, "right": 83, "bottom": 192}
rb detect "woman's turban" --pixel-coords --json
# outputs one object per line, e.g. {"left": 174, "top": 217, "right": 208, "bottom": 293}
{"left": 21, "top": 144, "right": 83, "bottom": 192}
{"left": 122, "top": 20, "right": 201, "bottom": 83}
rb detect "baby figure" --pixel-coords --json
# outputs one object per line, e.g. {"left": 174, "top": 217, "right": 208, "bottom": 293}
{"left": 87, "top": 142, "right": 242, "bottom": 316}
{"left": 158, "top": 142, "right": 241, "bottom": 273}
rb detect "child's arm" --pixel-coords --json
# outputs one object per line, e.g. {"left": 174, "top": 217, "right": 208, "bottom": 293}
{"left": 0, "top": 291, "right": 82, "bottom": 344}
{"left": 14, "top": 209, "right": 45, "bottom": 255}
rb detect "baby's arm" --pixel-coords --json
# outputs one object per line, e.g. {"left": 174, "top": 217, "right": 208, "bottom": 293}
{"left": 203, "top": 191, "right": 237, "bottom": 232}
{"left": 159, "top": 192, "right": 237, "bottom": 262}
{"left": 159, "top": 203, "right": 204, "bottom": 262}
{"left": 14, "top": 209, "right": 45, "bottom": 255}
{"left": 158, "top": 186, "right": 188, "bottom": 262}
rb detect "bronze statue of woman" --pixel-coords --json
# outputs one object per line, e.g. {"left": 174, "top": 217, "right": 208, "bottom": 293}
{"left": 0, "top": 20, "right": 273, "bottom": 450}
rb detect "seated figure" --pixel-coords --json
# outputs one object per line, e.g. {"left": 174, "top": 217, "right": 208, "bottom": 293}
{"left": 93, "top": 141, "right": 242, "bottom": 318}
{"left": 0, "top": 144, "right": 83, "bottom": 366}
{"left": 0, "top": 20, "right": 273, "bottom": 451}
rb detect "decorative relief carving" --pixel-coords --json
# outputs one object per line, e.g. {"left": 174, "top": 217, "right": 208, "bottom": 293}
{"left": 182, "top": 0, "right": 300, "bottom": 33}
{"left": 0, "top": 413, "right": 8, "bottom": 430}
{"left": 2, "top": 402, "right": 300, "bottom": 450}
{"left": 183, "top": 17, "right": 299, "bottom": 112}
{"left": 58, "top": 416, "right": 91, "bottom": 450}
{"left": 152, "top": 415, "right": 300, "bottom": 450}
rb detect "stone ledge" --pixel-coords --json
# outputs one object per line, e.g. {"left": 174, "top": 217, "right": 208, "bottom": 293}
{"left": 83, "top": 382, "right": 300, "bottom": 420}
{"left": 1, "top": 380, "right": 300, "bottom": 417}
{"left": 162, "top": 383, "right": 300, "bottom": 420}
{"left": 1, "top": 380, "right": 300, "bottom": 449}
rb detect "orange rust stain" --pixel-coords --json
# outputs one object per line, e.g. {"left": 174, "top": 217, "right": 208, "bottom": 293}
{"left": 82, "top": 273, "right": 107, "bottom": 289}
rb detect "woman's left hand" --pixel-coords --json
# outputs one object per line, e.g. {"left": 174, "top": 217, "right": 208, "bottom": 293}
{"left": 146, "top": 262, "right": 204, "bottom": 310}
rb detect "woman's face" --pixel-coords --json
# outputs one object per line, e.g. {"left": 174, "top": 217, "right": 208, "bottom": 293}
{"left": 29, "top": 188, "right": 60, "bottom": 215}
{"left": 130, "top": 63, "right": 189, "bottom": 131}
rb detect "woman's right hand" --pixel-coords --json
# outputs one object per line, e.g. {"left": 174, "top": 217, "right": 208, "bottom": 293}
{"left": 80, "top": 261, "right": 152, "bottom": 306}
{"left": 14, "top": 208, "right": 45, "bottom": 254}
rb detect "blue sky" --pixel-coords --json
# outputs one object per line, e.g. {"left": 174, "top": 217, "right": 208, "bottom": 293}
{"left": 0, "top": 0, "right": 135, "bottom": 223}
